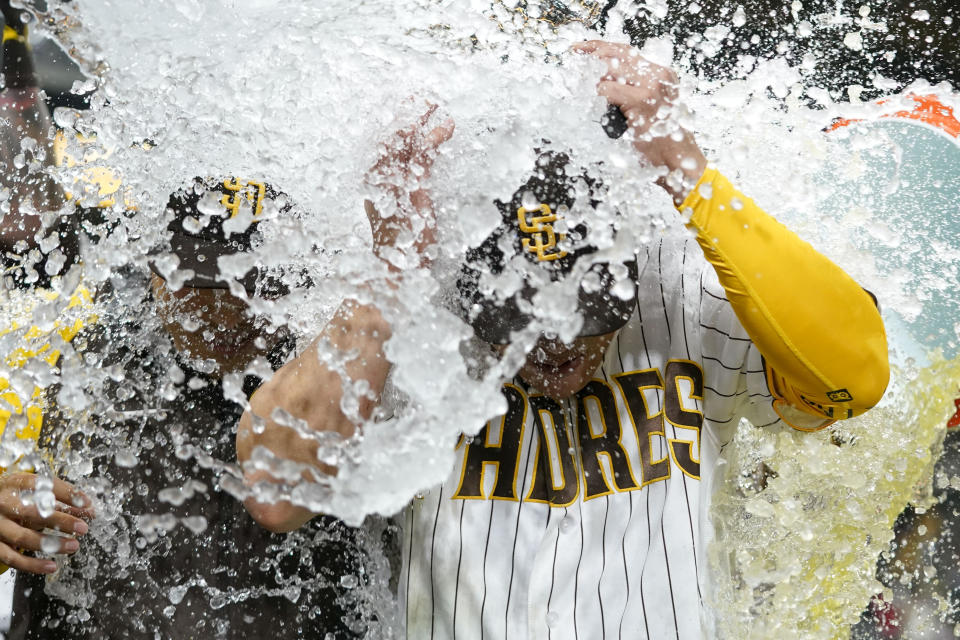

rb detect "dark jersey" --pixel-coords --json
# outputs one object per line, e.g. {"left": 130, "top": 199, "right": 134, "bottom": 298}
{"left": 9, "top": 273, "right": 385, "bottom": 639}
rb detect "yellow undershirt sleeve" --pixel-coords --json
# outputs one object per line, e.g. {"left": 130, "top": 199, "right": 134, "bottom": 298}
{"left": 679, "top": 167, "right": 889, "bottom": 428}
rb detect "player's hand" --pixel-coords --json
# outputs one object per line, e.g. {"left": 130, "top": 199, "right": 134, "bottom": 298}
{"left": 0, "top": 472, "right": 94, "bottom": 574}
{"left": 365, "top": 104, "right": 455, "bottom": 270}
{"left": 573, "top": 40, "right": 707, "bottom": 204}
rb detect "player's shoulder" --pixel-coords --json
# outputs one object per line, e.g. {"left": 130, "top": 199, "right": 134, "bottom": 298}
{"left": 643, "top": 228, "right": 716, "bottom": 296}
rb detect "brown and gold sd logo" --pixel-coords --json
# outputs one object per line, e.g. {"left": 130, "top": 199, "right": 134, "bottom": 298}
{"left": 220, "top": 178, "right": 266, "bottom": 218}
{"left": 517, "top": 204, "right": 568, "bottom": 262}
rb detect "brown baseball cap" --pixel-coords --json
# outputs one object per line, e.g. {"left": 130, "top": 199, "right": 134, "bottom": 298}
{"left": 457, "top": 151, "right": 638, "bottom": 345}
{"left": 150, "top": 176, "right": 290, "bottom": 296}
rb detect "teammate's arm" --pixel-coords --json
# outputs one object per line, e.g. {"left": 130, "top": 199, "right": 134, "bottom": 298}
{"left": 237, "top": 302, "right": 392, "bottom": 533}
{"left": 237, "top": 110, "right": 454, "bottom": 533}
{"left": 577, "top": 40, "right": 889, "bottom": 426}
{"left": 680, "top": 171, "right": 888, "bottom": 425}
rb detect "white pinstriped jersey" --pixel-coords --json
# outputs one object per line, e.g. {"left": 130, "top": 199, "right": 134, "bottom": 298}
{"left": 399, "top": 231, "right": 788, "bottom": 639}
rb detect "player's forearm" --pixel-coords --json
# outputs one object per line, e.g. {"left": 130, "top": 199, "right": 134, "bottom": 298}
{"left": 238, "top": 300, "right": 392, "bottom": 531}
{"left": 680, "top": 168, "right": 889, "bottom": 420}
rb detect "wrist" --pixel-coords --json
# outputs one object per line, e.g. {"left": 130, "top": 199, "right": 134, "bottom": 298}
{"left": 658, "top": 146, "right": 707, "bottom": 206}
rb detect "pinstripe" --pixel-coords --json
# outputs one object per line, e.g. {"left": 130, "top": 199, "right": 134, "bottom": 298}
{"left": 658, "top": 240, "right": 682, "bottom": 639}
{"left": 574, "top": 499, "right": 584, "bottom": 640}
{"left": 657, "top": 240, "right": 672, "bottom": 345}
{"left": 635, "top": 294, "right": 653, "bottom": 640}
{"left": 660, "top": 513, "right": 681, "bottom": 640}
{"left": 701, "top": 354, "right": 743, "bottom": 371}
{"left": 480, "top": 501, "right": 495, "bottom": 640}
{"left": 546, "top": 509, "right": 564, "bottom": 640}
{"left": 614, "top": 327, "right": 633, "bottom": 640}
{"left": 641, "top": 485, "right": 653, "bottom": 640}
{"left": 453, "top": 500, "right": 466, "bottom": 638}
{"left": 618, "top": 492, "right": 633, "bottom": 640}
{"left": 636, "top": 296, "right": 652, "bottom": 371}
{"left": 505, "top": 412, "right": 537, "bottom": 638}
{"left": 702, "top": 288, "right": 728, "bottom": 302}
{"left": 678, "top": 241, "right": 702, "bottom": 601}
{"left": 406, "top": 505, "right": 415, "bottom": 633}
{"left": 700, "top": 323, "right": 751, "bottom": 341}
{"left": 645, "top": 290, "right": 682, "bottom": 639}
{"left": 566, "top": 397, "right": 585, "bottom": 640}
{"left": 430, "top": 485, "right": 445, "bottom": 640}
{"left": 598, "top": 496, "right": 610, "bottom": 638}
{"left": 680, "top": 240, "right": 692, "bottom": 360}
{"left": 755, "top": 418, "right": 782, "bottom": 428}
{"left": 705, "top": 385, "right": 745, "bottom": 398}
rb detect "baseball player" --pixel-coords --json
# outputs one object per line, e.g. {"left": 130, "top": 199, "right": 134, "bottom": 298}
{"left": 237, "top": 41, "right": 889, "bottom": 639}
{"left": 11, "top": 177, "right": 378, "bottom": 639}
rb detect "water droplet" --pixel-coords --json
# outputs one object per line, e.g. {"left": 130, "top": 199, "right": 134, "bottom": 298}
{"left": 181, "top": 515, "right": 208, "bottom": 534}
{"left": 40, "top": 535, "right": 62, "bottom": 554}
{"left": 181, "top": 216, "right": 204, "bottom": 234}
{"left": 169, "top": 585, "right": 189, "bottom": 604}
{"left": 843, "top": 32, "right": 863, "bottom": 51}
{"left": 520, "top": 190, "right": 540, "bottom": 211}
{"left": 732, "top": 5, "right": 746, "bottom": 27}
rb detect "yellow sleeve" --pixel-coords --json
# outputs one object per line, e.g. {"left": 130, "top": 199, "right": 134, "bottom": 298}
{"left": 679, "top": 168, "right": 889, "bottom": 427}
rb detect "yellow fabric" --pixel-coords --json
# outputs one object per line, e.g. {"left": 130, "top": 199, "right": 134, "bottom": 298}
{"left": 679, "top": 168, "right": 889, "bottom": 427}
{"left": 52, "top": 130, "right": 136, "bottom": 209}
{"left": 0, "top": 285, "right": 93, "bottom": 574}
{"left": 0, "top": 130, "right": 114, "bottom": 573}
{"left": 2, "top": 24, "right": 25, "bottom": 43}
{"left": 0, "top": 286, "right": 94, "bottom": 455}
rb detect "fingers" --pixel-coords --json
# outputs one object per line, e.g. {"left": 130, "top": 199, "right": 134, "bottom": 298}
{"left": 395, "top": 104, "right": 447, "bottom": 150}
{"left": 0, "top": 541, "right": 58, "bottom": 575}
{"left": 57, "top": 504, "right": 93, "bottom": 520}
{"left": 370, "top": 108, "right": 454, "bottom": 193}
{"left": 417, "top": 103, "right": 440, "bottom": 128}
{"left": 0, "top": 518, "right": 80, "bottom": 555}
{"left": 5, "top": 498, "right": 91, "bottom": 537}
{"left": 573, "top": 40, "right": 676, "bottom": 89}
{"left": 50, "top": 476, "right": 94, "bottom": 517}
{"left": 24, "top": 508, "right": 90, "bottom": 536}
{"left": 597, "top": 81, "right": 657, "bottom": 122}
{"left": 573, "top": 40, "right": 645, "bottom": 78}
{"left": 571, "top": 40, "right": 637, "bottom": 57}
{"left": 0, "top": 473, "right": 93, "bottom": 533}
{"left": 424, "top": 118, "right": 455, "bottom": 150}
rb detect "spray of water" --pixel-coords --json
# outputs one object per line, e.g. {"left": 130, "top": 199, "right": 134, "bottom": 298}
{"left": 1, "top": 0, "right": 956, "bottom": 635}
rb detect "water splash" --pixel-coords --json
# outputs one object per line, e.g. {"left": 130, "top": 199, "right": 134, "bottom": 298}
{"left": 1, "top": 0, "right": 956, "bottom": 636}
